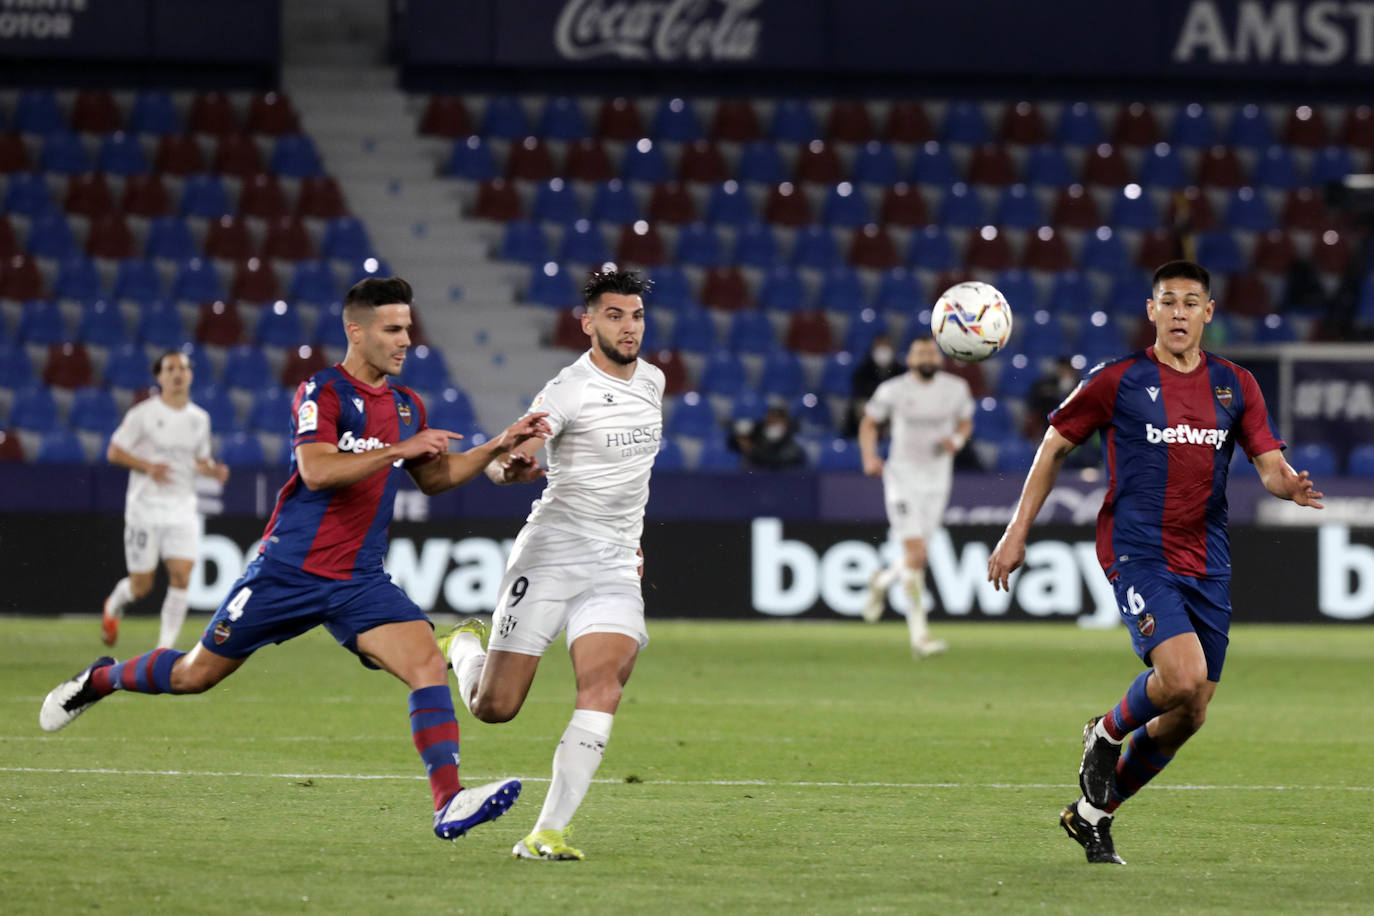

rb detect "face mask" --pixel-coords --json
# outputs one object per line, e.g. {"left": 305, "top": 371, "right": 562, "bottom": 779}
{"left": 763, "top": 423, "right": 787, "bottom": 442}
{"left": 915, "top": 364, "right": 939, "bottom": 380}
{"left": 872, "top": 345, "right": 894, "bottom": 367}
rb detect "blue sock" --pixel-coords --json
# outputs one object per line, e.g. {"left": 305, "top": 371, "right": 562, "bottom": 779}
{"left": 1107, "top": 726, "right": 1175, "bottom": 812}
{"left": 1102, "top": 669, "right": 1163, "bottom": 742}
{"left": 92, "top": 648, "right": 184, "bottom": 696}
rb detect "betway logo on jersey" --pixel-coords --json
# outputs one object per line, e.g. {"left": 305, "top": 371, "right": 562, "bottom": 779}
{"left": 1145, "top": 423, "right": 1229, "bottom": 450}
{"left": 338, "top": 430, "right": 390, "bottom": 453}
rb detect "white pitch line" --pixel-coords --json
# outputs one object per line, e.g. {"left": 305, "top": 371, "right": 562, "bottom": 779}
{"left": 1, "top": 766, "right": 1371, "bottom": 792}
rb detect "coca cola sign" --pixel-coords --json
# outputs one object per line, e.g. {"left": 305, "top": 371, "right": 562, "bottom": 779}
{"left": 554, "top": 0, "right": 762, "bottom": 62}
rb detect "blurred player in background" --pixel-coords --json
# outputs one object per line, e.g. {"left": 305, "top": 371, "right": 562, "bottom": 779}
{"left": 42, "top": 277, "right": 550, "bottom": 842}
{"left": 101, "top": 351, "right": 229, "bottom": 650}
{"left": 858, "top": 335, "right": 974, "bottom": 658}
{"left": 441, "top": 269, "right": 663, "bottom": 861}
{"left": 988, "top": 261, "right": 1323, "bottom": 865}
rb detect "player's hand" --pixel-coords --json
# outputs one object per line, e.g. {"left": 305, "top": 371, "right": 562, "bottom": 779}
{"left": 490, "top": 412, "right": 552, "bottom": 455}
{"left": 987, "top": 531, "right": 1026, "bottom": 592}
{"left": 212, "top": 462, "right": 230, "bottom": 484}
{"left": 636, "top": 547, "right": 644, "bottom": 579}
{"left": 396, "top": 428, "right": 463, "bottom": 460}
{"left": 862, "top": 454, "right": 883, "bottom": 477}
{"left": 940, "top": 437, "right": 960, "bottom": 454}
{"left": 147, "top": 462, "right": 172, "bottom": 483}
{"left": 1291, "top": 469, "right": 1324, "bottom": 509}
{"left": 498, "top": 451, "right": 547, "bottom": 484}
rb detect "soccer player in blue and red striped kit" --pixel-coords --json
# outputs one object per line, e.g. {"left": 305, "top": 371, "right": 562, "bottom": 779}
{"left": 988, "top": 261, "right": 1324, "bottom": 864}
{"left": 40, "top": 276, "right": 552, "bottom": 842}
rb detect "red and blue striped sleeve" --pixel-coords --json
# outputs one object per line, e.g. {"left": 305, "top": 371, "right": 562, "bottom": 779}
{"left": 292, "top": 380, "right": 340, "bottom": 448}
{"left": 1236, "top": 367, "right": 1285, "bottom": 459}
{"left": 1049, "top": 361, "right": 1129, "bottom": 445}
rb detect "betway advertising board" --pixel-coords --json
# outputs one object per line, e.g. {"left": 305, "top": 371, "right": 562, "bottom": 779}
{"left": 6, "top": 516, "right": 1372, "bottom": 624}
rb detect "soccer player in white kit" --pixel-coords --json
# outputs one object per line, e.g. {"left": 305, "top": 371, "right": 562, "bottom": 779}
{"left": 858, "top": 335, "right": 974, "bottom": 658}
{"left": 440, "top": 269, "right": 663, "bottom": 861}
{"left": 101, "top": 351, "right": 229, "bottom": 649}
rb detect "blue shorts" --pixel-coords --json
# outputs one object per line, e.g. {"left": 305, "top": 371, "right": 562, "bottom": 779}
{"left": 200, "top": 555, "right": 429, "bottom": 669}
{"left": 1110, "top": 562, "right": 1232, "bottom": 682}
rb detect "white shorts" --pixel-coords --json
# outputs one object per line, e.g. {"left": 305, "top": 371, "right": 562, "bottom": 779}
{"left": 882, "top": 474, "right": 950, "bottom": 542}
{"left": 123, "top": 520, "right": 200, "bottom": 573}
{"left": 489, "top": 524, "right": 648, "bottom": 658}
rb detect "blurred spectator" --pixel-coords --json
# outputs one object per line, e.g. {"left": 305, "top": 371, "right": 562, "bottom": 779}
{"left": 1025, "top": 357, "right": 1079, "bottom": 439}
{"left": 733, "top": 404, "right": 806, "bottom": 469}
{"left": 844, "top": 331, "right": 904, "bottom": 435}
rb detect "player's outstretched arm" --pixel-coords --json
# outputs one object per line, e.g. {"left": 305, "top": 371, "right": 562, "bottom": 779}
{"left": 1254, "top": 449, "right": 1324, "bottom": 509}
{"left": 988, "top": 425, "right": 1077, "bottom": 591}
{"left": 298, "top": 428, "right": 459, "bottom": 491}
{"left": 410, "top": 413, "right": 551, "bottom": 495}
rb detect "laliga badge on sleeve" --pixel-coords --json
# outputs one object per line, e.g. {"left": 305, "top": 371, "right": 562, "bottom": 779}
{"left": 298, "top": 399, "right": 318, "bottom": 433}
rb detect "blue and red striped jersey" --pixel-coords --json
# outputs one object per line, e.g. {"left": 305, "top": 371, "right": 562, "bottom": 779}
{"left": 1050, "top": 348, "right": 1284, "bottom": 579}
{"left": 259, "top": 364, "right": 430, "bottom": 580}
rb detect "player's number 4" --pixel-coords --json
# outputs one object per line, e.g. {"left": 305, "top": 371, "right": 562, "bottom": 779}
{"left": 226, "top": 586, "right": 252, "bottom": 621}
{"left": 1121, "top": 585, "right": 1145, "bottom": 617}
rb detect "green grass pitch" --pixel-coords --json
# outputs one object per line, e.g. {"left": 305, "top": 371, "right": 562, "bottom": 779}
{"left": 2, "top": 616, "right": 1371, "bottom": 914}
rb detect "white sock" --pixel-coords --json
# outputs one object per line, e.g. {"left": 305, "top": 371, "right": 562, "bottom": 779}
{"left": 871, "top": 566, "right": 900, "bottom": 592}
{"left": 106, "top": 577, "right": 135, "bottom": 618}
{"left": 901, "top": 569, "right": 929, "bottom": 644}
{"left": 1094, "top": 718, "right": 1125, "bottom": 746}
{"left": 532, "top": 709, "right": 614, "bottom": 834}
{"left": 446, "top": 630, "right": 485, "bottom": 715}
{"left": 1076, "top": 797, "right": 1111, "bottom": 824}
{"left": 157, "top": 587, "right": 188, "bottom": 649}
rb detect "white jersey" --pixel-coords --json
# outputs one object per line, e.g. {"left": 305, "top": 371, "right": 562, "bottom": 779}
{"left": 109, "top": 397, "right": 212, "bottom": 525}
{"left": 524, "top": 350, "right": 665, "bottom": 548}
{"left": 865, "top": 370, "right": 974, "bottom": 492}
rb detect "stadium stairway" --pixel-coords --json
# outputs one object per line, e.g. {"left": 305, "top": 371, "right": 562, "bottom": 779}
{"left": 282, "top": 64, "right": 569, "bottom": 432}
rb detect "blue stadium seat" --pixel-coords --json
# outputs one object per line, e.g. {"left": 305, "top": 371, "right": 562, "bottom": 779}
{"left": 446, "top": 136, "right": 498, "bottom": 181}
{"left": 532, "top": 178, "right": 582, "bottom": 224}
{"left": 526, "top": 261, "right": 579, "bottom": 308}
{"left": 248, "top": 386, "right": 293, "bottom": 433}
{"left": 821, "top": 182, "right": 871, "bottom": 227}
{"left": 498, "top": 221, "right": 549, "bottom": 264}
{"left": 1290, "top": 442, "right": 1338, "bottom": 478}
{"left": 18, "top": 299, "right": 66, "bottom": 345}
{"left": 1074, "top": 312, "right": 1125, "bottom": 363}
{"left": 1252, "top": 145, "right": 1301, "bottom": 189}
{"left": 1055, "top": 102, "right": 1104, "bottom": 146}
{"left": 757, "top": 264, "right": 806, "bottom": 313}
{"left": 171, "top": 258, "right": 226, "bottom": 302}
{"left": 790, "top": 391, "right": 834, "bottom": 433}
{"left": 180, "top": 342, "right": 214, "bottom": 382}
{"left": 1103, "top": 270, "right": 1151, "bottom": 317}
{"left": 255, "top": 301, "right": 305, "bottom": 347}
{"left": 1046, "top": 269, "right": 1096, "bottom": 316}
{"left": 77, "top": 298, "right": 127, "bottom": 347}
{"left": 54, "top": 256, "right": 103, "bottom": 301}
{"left": 271, "top": 134, "right": 323, "bottom": 177}
{"left": 705, "top": 180, "right": 754, "bottom": 227}
{"left": 39, "top": 130, "right": 90, "bottom": 174}
{"left": 347, "top": 257, "right": 393, "bottom": 286}
{"left": 287, "top": 260, "right": 338, "bottom": 305}
{"left": 697, "top": 436, "right": 742, "bottom": 471}
{"left": 647, "top": 264, "right": 694, "bottom": 311}
{"left": 758, "top": 348, "right": 805, "bottom": 398}
{"left": 842, "top": 309, "right": 887, "bottom": 355}
{"left": 1022, "top": 144, "right": 1073, "bottom": 187}
{"left": 941, "top": 101, "right": 990, "bottom": 144}
{"left": 1080, "top": 227, "right": 1130, "bottom": 273}
{"left": 1226, "top": 104, "right": 1273, "bottom": 148}
{"left": 0, "top": 342, "right": 35, "bottom": 389}
{"left": 1169, "top": 103, "right": 1216, "bottom": 148}
{"left": 730, "top": 389, "right": 769, "bottom": 422}
{"left": 399, "top": 345, "right": 451, "bottom": 391}
{"left": 1253, "top": 312, "right": 1298, "bottom": 343}
{"left": 179, "top": 174, "right": 231, "bottom": 218}
{"left": 1347, "top": 443, "right": 1374, "bottom": 478}
{"left": 911, "top": 141, "right": 960, "bottom": 185}
{"left": 321, "top": 217, "right": 374, "bottom": 261}
{"left": 654, "top": 435, "right": 687, "bottom": 470}
{"left": 537, "top": 96, "right": 589, "bottom": 140}
{"left": 103, "top": 343, "right": 152, "bottom": 388}
{"left": 195, "top": 384, "right": 241, "bottom": 432}
{"left": 1194, "top": 231, "right": 1244, "bottom": 273}
{"left": 937, "top": 183, "right": 985, "bottom": 228}
{"left": 69, "top": 386, "right": 119, "bottom": 434}
{"left": 908, "top": 225, "right": 958, "bottom": 271}
{"left": 675, "top": 222, "right": 723, "bottom": 267}
{"left": 427, "top": 386, "right": 476, "bottom": 431}
{"left": 144, "top": 216, "right": 197, "bottom": 261}
{"left": 673, "top": 306, "right": 719, "bottom": 354}
{"left": 640, "top": 308, "right": 662, "bottom": 352}
{"left": 3, "top": 173, "right": 55, "bottom": 216}
{"left": 96, "top": 131, "right": 150, "bottom": 175}
{"left": 1018, "top": 310, "right": 1064, "bottom": 359}
{"left": 726, "top": 310, "right": 776, "bottom": 354}
{"left": 736, "top": 141, "right": 786, "bottom": 185}
{"left": 113, "top": 259, "right": 163, "bottom": 301}
{"left": 994, "top": 353, "right": 1037, "bottom": 398}
{"left": 817, "top": 264, "right": 865, "bottom": 313}
{"left": 220, "top": 431, "right": 266, "bottom": 467}
{"left": 11, "top": 384, "right": 59, "bottom": 432}
{"left": 790, "top": 225, "right": 840, "bottom": 269}
{"left": 651, "top": 97, "right": 702, "bottom": 142}
{"left": 556, "top": 219, "right": 610, "bottom": 264}
{"left": 621, "top": 139, "right": 670, "bottom": 183}
{"left": 14, "top": 89, "right": 64, "bottom": 134}
{"left": 816, "top": 436, "right": 863, "bottom": 471}
{"left": 994, "top": 184, "right": 1043, "bottom": 228}
{"left": 129, "top": 91, "right": 181, "bottom": 135}
{"left": 223, "top": 344, "right": 272, "bottom": 390}
{"left": 665, "top": 391, "right": 719, "bottom": 439}
{"left": 313, "top": 301, "right": 348, "bottom": 347}
{"left": 480, "top": 95, "right": 529, "bottom": 140}
{"left": 872, "top": 268, "right": 924, "bottom": 313}
{"left": 36, "top": 429, "right": 87, "bottom": 464}
{"left": 589, "top": 180, "right": 641, "bottom": 224}
{"left": 26, "top": 212, "right": 77, "bottom": 259}
{"left": 1107, "top": 185, "right": 1158, "bottom": 229}
{"left": 1311, "top": 146, "right": 1355, "bottom": 185}
{"left": 1225, "top": 187, "right": 1274, "bottom": 231}
{"left": 698, "top": 349, "right": 747, "bottom": 397}
{"left": 136, "top": 298, "right": 188, "bottom": 347}
{"left": 995, "top": 437, "right": 1036, "bottom": 472}
{"left": 851, "top": 141, "right": 900, "bottom": 186}
{"left": 1137, "top": 143, "right": 1187, "bottom": 189}
{"left": 1356, "top": 275, "right": 1374, "bottom": 327}
{"left": 769, "top": 99, "right": 819, "bottom": 142}
{"left": 819, "top": 350, "right": 856, "bottom": 397}
{"left": 974, "top": 398, "right": 1013, "bottom": 441}
{"left": 993, "top": 269, "right": 1038, "bottom": 311}
{"left": 727, "top": 221, "right": 777, "bottom": 268}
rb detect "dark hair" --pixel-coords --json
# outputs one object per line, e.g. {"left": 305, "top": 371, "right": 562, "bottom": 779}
{"left": 910, "top": 334, "right": 937, "bottom": 346}
{"left": 1152, "top": 260, "right": 1211, "bottom": 295}
{"left": 151, "top": 349, "right": 188, "bottom": 376}
{"left": 582, "top": 268, "right": 650, "bottom": 307}
{"left": 345, "top": 276, "right": 413, "bottom": 308}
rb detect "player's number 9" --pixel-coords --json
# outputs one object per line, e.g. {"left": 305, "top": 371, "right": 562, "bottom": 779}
{"left": 509, "top": 576, "right": 529, "bottom": 607}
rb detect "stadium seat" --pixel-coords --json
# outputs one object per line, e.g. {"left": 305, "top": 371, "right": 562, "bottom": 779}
{"left": 0, "top": 216, "right": 13, "bottom": 258}
{"left": 666, "top": 391, "right": 719, "bottom": 439}
{"left": 595, "top": 97, "right": 644, "bottom": 141}
{"left": 68, "top": 385, "right": 120, "bottom": 435}
{"left": 43, "top": 341, "right": 94, "bottom": 389}
{"left": 295, "top": 176, "right": 348, "bottom": 220}
{"left": 995, "top": 436, "right": 1036, "bottom": 472}
{"left": 942, "top": 101, "right": 990, "bottom": 144}
{"left": 852, "top": 141, "right": 901, "bottom": 186}
{"left": 121, "top": 173, "right": 173, "bottom": 217}
{"left": 480, "top": 95, "right": 529, "bottom": 140}
{"left": 63, "top": 172, "right": 115, "bottom": 216}
{"left": 556, "top": 220, "right": 610, "bottom": 265}
{"left": 1225, "top": 187, "right": 1275, "bottom": 231}
{"left": 26, "top": 212, "right": 77, "bottom": 259}
{"left": 763, "top": 181, "right": 813, "bottom": 226}
{"left": 35, "top": 429, "right": 87, "bottom": 464}
{"left": 240, "top": 171, "right": 289, "bottom": 219}
{"left": 141, "top": 217, "right": 194, "bottom": 262}
{"left": 39, "top": 130, "right": 90, "bottom": 174}
{"left": 1281, "top": 187, "right": 1329, "bottom": 230}
{"left": 524, "top": 261, "right": 577, "bottom": 308}
{"left": 791, "top": 391, "right": 834, "bottom": 433}
{"left": 965, "top": 226, "right": 1013, "bottom": 271}
{"left": 398, "top": 345, "right": 450, "bottom": 391}
{"left": 1017, "top": 310, "right": 1064, "bottom": 359}
{"left": 76, "top": 297, "right": 127, "bottom": 347}
{"left": 1168, "top": 184, "right": 1219, "bottom": 231}
{"left": 100, "top": 342, "right": 150, "bottom": 389}
{"left": 248, "top": 91, "right": 300, "bottom": 135}
{"left": 816, "top": 436, "right": 863, "bottom": 471}
{"left": 0, "top": 133, "right": 32, "bottom": 173}
{"left": 884, "top": 101, "right": 932, "bottom": 144}
{"left": 446, "top": 135, "right": 497, "bottom": 181}
{"left": 1311, "top": 146, "right": 1355, "bottom": 185}
{"left": 1290, "top": 442, "right": 1338, "bottom": 478}
{"left": 878, "top": 183, "right": 929, "bottom": 226}
{"left": 674, "top": 222, "right": 722, "bottom": 267}
{"left": 967, "top": 142, "right": 1018, "bottom": 186}
{"left": 1022, "top": 144, "right": 1073, "bottom": 187}
{"left": 1047, "top": 269, "right": 1095, "bottom": 316}
{"left": 280, "top": 344, "right": 329, "bottom": 388}
{"left": 1251, "top": 229, "right": 1296, "bottom": 276}
{"left": 994, "top": 184, "right": 1044, "bottom": 228}
{"left": 313, "top": 301, "right": 347, "bottom": 348}
{"left": 757, "top": 264, "right": 806, "bottom": 313}
{"left": 505, "top": 135, "right": 555, "bottom": 182}
{"left": 0, "top": 428, "right": 24, "bottom": 461}
{"left": 589, "top": 179, "right": 640, "bottom": 225}
{"left": 937, "top": 183, "right": 985, "bottom": 227}
{"left": 873, "top": 267, "right": 924, "bottom": 313}
{"left": 1347, "top": 444, "right": 1374, "bottom": 478}
{"left": 220, "top": 431, "right": 266, "bottom": 467}
{"left": 321, "top": 217, "right": 374, "bottom": 262}
{"left": 1103, "top": 271, "right": 1151, "bottom": 317}
{"left": 212, "top": 134, "right": 264, "bottom": 177}
{"left": 531, "top": 178, "right": 581, "bottom": 224}
{"left": 133, "top": 298, "right": 185, "bottom": 348}
{"left": 842, "top": 309, "right": 888, "bottom": 355}
{"left": 1056, "top": 101, "right": 1104, "bottom": 146}
{"left": 231, "top": 257, "right": 282, "bottom": 302}
{"left": 194, "top": 299, "right": 243, "bottom": 346}
{"left": 848, "top": 223, "right": 900, "bottom": 270}
{"left": 791, "top": 225, "right": 841, "bottom": 268}
{"left": 154, "top": 133, "right": 205, "bottom": 175}
{"left": 1343, "top": 104, "right": 1374, "bottom": 149}
{"left": 263, "top": 215, "right": 316, "bottom": 261}
{"left": 730, "top": 389, "right": 768, "bottom": 423}
{"left": 993, "top": 269, "right": 1038, "bottom": 311}
{"left": 1283, "top": 104, "right": 1328, "bottom": 147}
{"left": 646, "top": 264, "right": 693, "bottom": 312}
{"left": 1197, "top": 145, "right": 1247, "bottom": 187}
{"left": 129, "top": 90, "right": 181, "bottom": 135}
{"left": 911, "top": 141, "right": 960, "bottom": 185}
{"left": 1112, "top": 102, "right": 1160, "bottom": 147}
{"left": 647, "top": 181, "right": 698, "bottom": 224}
{"left": 286, "top": 260, "right": 337, "bottom": 305}
{"left": 1047, "top": 183, "right": 1101, "bottom": 229}
{"left": 730, "top": 221, "right": 781, "bottom": 268}
{"left": 1171, "top": 103, "right": 1216, "bottom": 148}
{"left": 471, "top": 178, "right": 522, "bottom": 222}
{"left": 909, "top": 225, "right": 957, "bottom": 271}
{"left": 821, "top": 182, "right": 871, "bottom": 227}
{"left": 347, "top": 257, "right": 393, "bottom": 287}
{"left": 1021, "top": 225, "right": 1074, "bottom": 272}
{"left": 699, "top": 265, "right": 751, "bottom": 310}
{"left": 221, "top": 343, "right": 270, "bottom": 391}
{"left": 426, "top": 386, "right": 477, "bottom": 432}
{"left": 737, "top": 140, "right": 787, "bottom": 185}
{"left": 1073, "top": 312, "right": 1126, "bottom": 363}
{"left": 10, "top": 384, "right": 59, "bottom": 432}
{"left": 796, "top": 140, "right": 845, "bottom": 185}
{"left": 14, "top": 89, "right": 64, "bottom": 134}
{"left": 710, "top": 99, "right": 762, "bottom": 142}
{"left": 420, "top": 96, "right": 472, "bottom": 138}
{"left": 1137, "top": 142, "right": 1187, "bottom": 188}
{"left": 1136, "top": 227, "right": 1182, "bottom": 269}
{"left": 1001, "top": 100, "right": 1047, "bottom": 144}
{"left": 666, "top": 306, "right": 714, "bottom": 354}
{"left": 186, "top": 92, "right": 237, "bottom": 135}
{"left": 179, "top": 173, "right": 232, "bottom": 218}
{"left": 727, "top": 309, "right": 776, "bottom": 354}
{"left": 54, "top": 256, "right": 103, "bottom": 301}
{"left": 17, "top": 299, "right": 66, "bottom": 345}
{"left": 769, "top": 99, "right": 819, "bottom": 143}
{"left": 1251, "top": 144, "right": 1301, "bottom": 189}
{"left": 615, "top": 221, "right": 667, "bottom": 266}
{"left": 1227, "top": 104, "right": 1274, "bottom": 148}
{"left": 537, "top": 95, "right": 589, "bottom": 141}
{"left": 203, "top": 214, "right": 253, "bottom": 261}
{"left": 697, "top": 436, "right": 743, "bottom": 471}
{"left": 651, "top": 97, "right": 703, "bottom": 142}
{"left": 1312, "top": 227, "right": 1351, "bottom": 273}
{"left": 1108, "top": 184, "right": 1158, "bottom": 229}
{"left": 704, "top": 180, "right": 753, "bottom": 227}
{"left": 1, "top": 254, "right": 46, "bottom": 300}
{"left": 254, "top": 300, "right": 305, "bottom": 347}
{"left": 697, "top": 349, "right": 748, "bottom": 397}
{"left": 784, "top": 309, "right": 835, "bottom": 354}
{"left": 1080, "top": 226, "right": 1131, "bottom": 272}
{"left": 819, "top": 350, "right": 856, "bottom": 397}
{"left": 653, "top": 435, "right": 687, "bottom": 470}
{"left": 1194, "top": 231, "right": 1244, "bottom": 274}
{"left": 96, "top": 131, "right": 149, "bottom": 175}
{"left": 621, "top": 138, "right": 670, "bottom": 183}
{"left": 85, "top": 214, "right": 137, "bottom": 259}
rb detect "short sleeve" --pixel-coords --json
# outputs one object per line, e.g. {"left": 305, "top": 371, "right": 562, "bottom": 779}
{"left": 955, "top": 379, "right": 975, "bottom": 422}
{"left": 863, "top": 380, "right": 894, "bottom": 422}
{"left": 528, "top": 376, "right": 579, "bottom": 440}
{"left": 109, "top": 405, "right": 143, "bottom": 452}
{"left": 1236, "top": 368, "right": 1285, "bottom": 459}
{"left": 195, "top": 411, "right": 212, "bottom": 461}
{"left": 292, "top": 380, "right": 340, "bottom": 447}
{"left": 1049, "top": 368, "right": 1119, "bottom": 445}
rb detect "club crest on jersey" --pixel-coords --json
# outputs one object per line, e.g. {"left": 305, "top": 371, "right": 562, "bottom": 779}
{"left": 498, "top": 615, "right": 518, "bottom": 638}
{"left": 1214, "top": 386, "right": 1233, "bottom": 408}
{"left": 398, "top": 403, "right": 412, "bottom": 425}
{"left": 1137, "top": 613, "right": 1156, "bottom": 638}
{"left": 213, "top": 620, "right": 232, "bottom": 644}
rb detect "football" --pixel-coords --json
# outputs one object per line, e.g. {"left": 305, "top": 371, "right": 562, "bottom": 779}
{"left": 932, "top": 281, "right": 1014, "bottom": 363}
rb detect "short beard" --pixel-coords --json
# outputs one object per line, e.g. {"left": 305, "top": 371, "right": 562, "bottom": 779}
{"left": 914, "top": 365, "right": 939, "bottom": 379}
{"left": 596, "top": 330, "right": 639, "bottom": 365}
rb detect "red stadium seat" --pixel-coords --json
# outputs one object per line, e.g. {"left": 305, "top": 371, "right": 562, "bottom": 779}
{"left": 700, "top": 266, "right": 751, "bottom": 310}
{"left": 878, "top": 183, "right": 928, "bottom": 227}
{"left": 1129, "top": 316, "right": 1157, "bottom": 349}
{"left": 964, "top": 226, "right": 1014, "bottom": 271}
{"left": 262, "top": 215, "right": 316, "bottom": 261}
{"left": 709, "top": 99, "right": 762, "bottom": 142}
{"left": 472, "top": 179, "right": 524, "bottom": 222}
{"left": 0, "top": 132, "right": 32, "bottom": 172}
{"left": 71, "top": 90, "right": 122, "bottom": 133}
{"left": 552, "top": 307, "right": 587, "bottom": 350}
{"left": 232, "top": 257, "right": 281, "bottom": 302}
{"left": 295, "top": 176, "right": 348, "bottom": 219}
{"left": 1283, "top": 104, "right": 1329, "bottom": 148}
{"left": 999, "top": 101, "right": 1046, "bottom": 144}
{"left": 121, "top": 173, "right": 174, "bottom": 217}
{"left": 848, "top": 223, "right": 900, "bottom": 270}
{"left": 946, "top": 359, "right": 989, "bottom": 398}
{"left": 1050, "top": 184, "right": 1101, "bottom": 229}
{"left": 1020, "top": 225, "right": 1074, "bottom": 271}
{"left": 763, "top": 181, "right": 814, "bottom": 226}
{"left": 678, "top": 139, "right": 729, "bottom": 184}
{"left": 967, "top": 143, "right": 1019, "bottom": 186}
{"left": 205, "top": 215, "right": 255, "bottom": 260}
{"left": 420, "top": 96, "right": 473, "bottom": 138}
{"left": 0, "top": 429, "right": 25, "bottom": 462}
{"left": 563, "top": 138, "right": 615, "bottom": 183}
{"left": 1166, "top": 186, "right": 1219, "bottom": 231}
{"left": 596, "top": 97, "right": 644, "bottom": 141}
{"left": 154, "top": 133, "right": 205, "bottom": 175}
{"left": 188, "top": 93, "right": 239, "bottom": 136}
{"left": 1251, "top": 229, "right": 1296, "bottom": 275}
{"left": 212, "top": 134, "right": 264, "bottom": 177}
{"left": 1081, "top": 143, "right": 1132, "bottom": 186}
{"left": 1341, "top": 104, "right": 1374, "bottom": 150}
{"left": 1312, "top": 227, "right": 1351, "bottom": 273}
{"left": 1281, "top": 188, "right": 1329, "bottom": 230}
{"left": 281, "top": 344, "right": 330, "bottom": 387}
{"left": 1111, "top": 102, "right": 1160, "bottom": 146}
{"left": 0, "top": 216, "right": 15, "bottom": 258}
{"left": 1225, "top": 272, "right": 1273, "bottom": 318}
{"left": 784, "top": 309, "right": 835, "bottom": 353}
{"left": 644, "top": 348, "right": 690, "bottom": 394}
{"left": 884, "top": 101, "right": 933, "bottom": 143}
{"left": 85, "top": 213, "right": 137, "bottom": 259}
{"left": 247, "top": 92, "right": 300, "bottom": 135}
{"left": 238, "top": 171, "right": 289, "bottom": 218}
{"left": 615, "top": 222, "right": 667, "bottom": 265}
{"left": 0, "top": 254, "right": 45, "bottom": 299}
{"left": 934, "top": 268, "right": 976, "bottom": 292}
{"left": 646, "top": 182, "right": 697, "bottom": 224}
{"left": 62, "top": 172, "right": 115, "bottom": 217}
{"left": 505, "top": 136, "right": 556, "bottom": 182}
{"left": 1136, "top": 228, "right": 1181, "bottom": 269}
{"left": 43, "top": 342, "right": 94, "bottom": 388}
{"left": 795, "top": 140, "right": 845, "bottom": 185}
{"left": 1196, "top": 145, "right": 1246, "bottom": 187}
{"left": 826, "top": 101, "right": 876, "bottom": 143}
